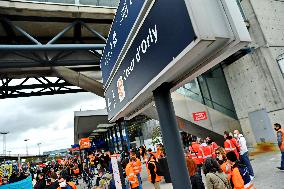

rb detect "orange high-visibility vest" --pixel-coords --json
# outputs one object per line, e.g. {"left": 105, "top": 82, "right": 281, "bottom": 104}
{"left": 202, "top": 145, "right": 212, "bottom": 159}
{"left": 277, "top": 129, "right": 284, "bottom": 151}
{"left": 126, "top": 163, "right": 139, "bottom": 188}
{"left": 231, "top": 167, "right": 245, "bottom": 189}
{"left": 209, "top": 142, "right": 219, "bottom": 158}
{"left": 188, "top": 142, "right": 204, "bottom": 165}
{"left": 221, "top": 162, "right": 232, "bottom": 181}
{"left": 147, "top": 160, "right": 162, "bottom": 183}
{"left": 224, "top": 139, "right": 239, "bottom": 159}
{"left": 132, "top": 158, "right": 142, "bottom": 175}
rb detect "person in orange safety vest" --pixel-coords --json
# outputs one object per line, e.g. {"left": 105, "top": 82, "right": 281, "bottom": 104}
{"left": 188, "top": 136, "right": 204, "bottom": 175}
{"left": 130, "top": 152, "right": 142, "bottom": 189}
{"left": 200, "top": 138, "right": 212, "bottom": 159}
{"left": 274, "top": 123, "right": 284, "bottom": 170}
{"left": 147, "top": 154, "right": 162, "bottom": 189}
{"left": 224, "top": 131, "right": 240, "bottom": 159}
{"left": 206, "top": 136, "right": 219, "bottom": 158}
{"left": 126, "top": 157, "right": 140, "bottom": 189}
{"left": 226, "top": 151, "right": 256, "bottom": 189}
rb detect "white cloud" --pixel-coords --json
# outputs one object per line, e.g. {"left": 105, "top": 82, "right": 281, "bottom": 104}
{"left": 0, "top": 92, "right": 106, "bottom": 155}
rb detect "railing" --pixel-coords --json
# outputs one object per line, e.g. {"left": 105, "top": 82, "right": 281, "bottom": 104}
{"left": 176, "top": 86, "right": 237, "bottom": 119}
{"left": 6, "top": 0, "right": 120, "bottom": 7}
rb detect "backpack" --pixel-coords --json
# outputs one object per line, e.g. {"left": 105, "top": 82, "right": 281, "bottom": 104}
{"left": 237, "top": 163, "right": 251, "bottom": 185}
{"left": 154, "top": 161, "right": 164, "bottom": 176}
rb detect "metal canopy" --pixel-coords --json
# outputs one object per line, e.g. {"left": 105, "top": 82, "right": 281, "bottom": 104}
{"left": 0, "top": 77, "right": 86, "bottom": 99}
{"left": 0, "top": 11, "right": 109, "bottom": 98}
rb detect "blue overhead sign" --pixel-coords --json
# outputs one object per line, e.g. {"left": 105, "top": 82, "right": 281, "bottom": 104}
{"left": 104, "top": 0, "right": 196, "bottom": 119}
{"left": 100, "top": 0, "right": 146, "bottom": 86}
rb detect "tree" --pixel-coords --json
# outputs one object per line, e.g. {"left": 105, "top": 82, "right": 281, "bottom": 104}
{"left": 151, "top": 126, "right": 162, "bottom": 146}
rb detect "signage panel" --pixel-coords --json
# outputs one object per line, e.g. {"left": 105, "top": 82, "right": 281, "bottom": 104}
{"left": 100, "top": 0, "right": 147, "bottom": 85}
{"left": 193, "top": 111, "right": 208, "bottom": 121}
{"left": 105, "top": 0, "right": 196, "bottom": 119}
{"left": 102, "top": 0, "right": 251, "bottom": 121}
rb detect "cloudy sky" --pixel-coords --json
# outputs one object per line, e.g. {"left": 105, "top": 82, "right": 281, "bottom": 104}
{"left": 0, "top": 92, "right": 106, "bottom": 155}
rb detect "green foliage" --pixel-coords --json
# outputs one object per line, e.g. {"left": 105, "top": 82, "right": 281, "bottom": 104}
{"left": 151, "top": 126, "right": 162, "bottom": 146}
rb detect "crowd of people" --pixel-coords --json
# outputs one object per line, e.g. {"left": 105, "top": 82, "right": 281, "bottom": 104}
{"left": 183, "top": 129, "right": 256, "bottom": 189}
{"left": 1, "top": 123, "right": 283, "bottom": 189}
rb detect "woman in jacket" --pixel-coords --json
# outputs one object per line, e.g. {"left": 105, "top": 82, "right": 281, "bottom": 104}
{"left": 203, "top": 158, "right": 231, "bottom": 189}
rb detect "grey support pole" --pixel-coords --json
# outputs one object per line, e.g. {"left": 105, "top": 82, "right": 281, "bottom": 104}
{"left": 118, "top": 122, "right": 125, "bottom": 150}
{"left": 110, "top": 128, "right": 116, "bottom": 153}
{"left": 114, "top": 125, "right": 120, "bottom": 152}
{"left": 153, "top": 83, "right": 192, "bottom": 189}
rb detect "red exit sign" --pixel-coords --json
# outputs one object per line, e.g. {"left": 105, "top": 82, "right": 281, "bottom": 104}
{"left": 193, "top": 111, "right": 208, "bottom": 121}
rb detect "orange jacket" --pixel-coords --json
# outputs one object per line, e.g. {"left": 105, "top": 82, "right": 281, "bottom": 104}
{"left": 231, "top": 167, "right": 244, "bottom": 189}
{"left": 202, "top": 145, "right": 212, "bottom": 159}
{"left": 185, "top": 156, "right": 197, "bottom": 176}
{"left": 132, "top": 158, "right": 142, "bottom": 175}
{"left": 209, "top": 142, "right": 219, "bottom": 158}
{"left": 277, "top": 128, "right": 284, "bottom": 151}
{"left": 224, "top": 139, "right": 240, "bottom": 159}
{"left": 220, "top": 162, "right": 232, "bottom": 181}
{"left": 147, "top": 160, "right": 162, "bottom": 183}
{"left": 156, "top": 147, "right": 162, "bottom": 158}
{"left": 126, "top": 163, "right": 139, "bottom": 188}
{"left": 189, "top": 142, "right": 204, "bottom": 165}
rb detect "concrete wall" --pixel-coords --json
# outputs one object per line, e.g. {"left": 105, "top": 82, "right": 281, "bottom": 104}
{"left": 172, "top": 92, "right": 241, "bottom": 136}
{"left": 223, "top": 0, "right": 284, "bottom": 146}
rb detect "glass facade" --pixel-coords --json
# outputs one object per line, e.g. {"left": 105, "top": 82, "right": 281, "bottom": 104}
{"left": 177, "top": 64, "right": 237, "bottom": 119}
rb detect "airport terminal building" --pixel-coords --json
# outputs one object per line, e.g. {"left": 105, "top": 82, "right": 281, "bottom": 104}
{"left": 73, "top": 0, "right": 284, "bottom": 149}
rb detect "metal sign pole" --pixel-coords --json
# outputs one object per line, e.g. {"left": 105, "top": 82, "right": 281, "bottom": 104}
{"left": 153, "top": 83, "right": 192, "bottom": 189}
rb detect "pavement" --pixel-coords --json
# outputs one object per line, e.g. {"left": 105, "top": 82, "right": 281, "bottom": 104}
{"left": 140, "top": 152, "right": 284, "bottom": 189}
{"left": 76, "top": 152, "right": 284, "bottom": 189}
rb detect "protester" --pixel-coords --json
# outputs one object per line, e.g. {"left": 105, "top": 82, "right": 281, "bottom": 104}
{"left": 58, "top": 176, "right": 76, "bottom": 189}
{"left": 226, "top": 151, "right": 255, "bottom": 189}
{"left": 185, "top": 151, "right": 205, "bottom": 189}
{"left": 215, "top": 147, "right": 232, "bottom": 181}
{"left": 201, "top": 138, "right": 213, "bottom": 159}
{"left": 233, "top": 130, "right": 254, "bottom": 178}
{"left": 206, "top": 137, "right": 219, "bottom": 158}
{"left": 126, "top": 157, "right": 140, "bottom": 189}
{"left": 274, "top": 123, "right": 284, "bottom": 171}
{"left": 203, "top": 158, "right": 231, "bottom": 189}
{"left": 130, "top": 152, "right": 143, "bottom": 189}
{"left": 188, "top": 136, "right": 204, "bottom": 175}
{"left": 147, "top": 154, "right": 162, "bottom": 189}
{"left": 224, "top": 131, "right": 240, "bottom": 159}
{"left": 34, "top": 173, "right": 46, "bottom": 189}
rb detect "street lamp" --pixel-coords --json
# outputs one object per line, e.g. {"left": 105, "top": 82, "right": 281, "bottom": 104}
{"left": 24, "top": 139, "right": 30, "bottom": 155}
{"left": 37, "top": 143, "right": 42, "bottom": 156}
{"left": 0, "top": 131, "right": 9, "bottom": 156}
{"left": 7, "top": 150, "right": 11, "bottom": 156}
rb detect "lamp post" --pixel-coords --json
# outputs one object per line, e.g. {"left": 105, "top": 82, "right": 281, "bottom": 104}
{"left": 7, "top": 150, "right": 11, "bottom": 156}
{"left": 37, "top": 143, "right": 42, "bottom": 156}
{"left": 0, "top": 131, "right": 9, "bottom": 156}
{"left": 24, "top": 139, "right": 30, "bottom": 155}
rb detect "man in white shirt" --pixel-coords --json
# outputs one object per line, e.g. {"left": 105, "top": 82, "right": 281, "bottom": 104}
{"left": 233, "top": 130, "right": 254, "bottom": 178}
